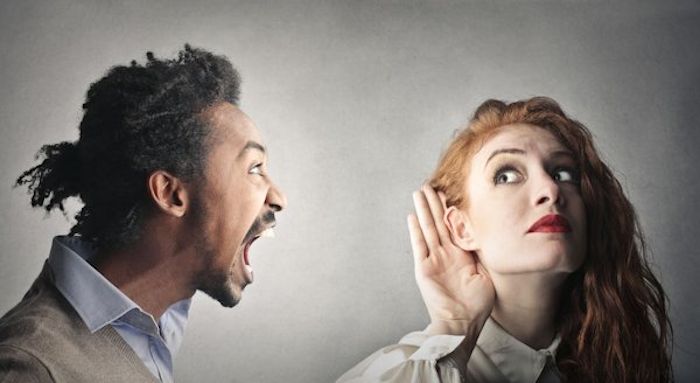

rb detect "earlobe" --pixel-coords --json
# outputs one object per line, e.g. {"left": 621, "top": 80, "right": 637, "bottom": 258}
{"left": 444, "top": 206, "right": 478, "bottom": 251}
{"left": 147, "top": 171, "right": 189, "bottom": 218}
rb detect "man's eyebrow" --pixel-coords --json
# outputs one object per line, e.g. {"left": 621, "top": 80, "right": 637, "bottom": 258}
{"left": 484, "top": 148, "right": 526, "bottom": 169}
{"left": 237, "top": 141, "right": 266, "bottom": 158}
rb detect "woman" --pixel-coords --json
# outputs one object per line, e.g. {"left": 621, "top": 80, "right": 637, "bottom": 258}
{"left": 338, "top": 97, "right": 672, "bottom": 382}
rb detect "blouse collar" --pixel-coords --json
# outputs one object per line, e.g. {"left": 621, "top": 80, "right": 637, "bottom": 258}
{"left": 476, "top": 317, "right": 561, "bottom": 383}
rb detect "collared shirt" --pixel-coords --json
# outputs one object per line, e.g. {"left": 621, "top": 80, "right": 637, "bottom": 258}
{"left": 337, "top": 317, "right": 561, "bottom": 383}
{"left": 47, "top": 236, "right": 191, "bottom": 383}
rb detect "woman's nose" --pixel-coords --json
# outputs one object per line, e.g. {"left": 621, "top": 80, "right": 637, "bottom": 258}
{"left": 533, "top": 172, "right": 564, "bottom": 208}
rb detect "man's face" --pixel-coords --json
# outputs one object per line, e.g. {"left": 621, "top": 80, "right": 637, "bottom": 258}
{"left": 191, "top": 102, "right": 287, "bottom": 307}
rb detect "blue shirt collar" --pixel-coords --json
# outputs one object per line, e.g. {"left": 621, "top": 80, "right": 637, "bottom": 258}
{"left": 47, "top": 235, "right": 191, "bottom": 335}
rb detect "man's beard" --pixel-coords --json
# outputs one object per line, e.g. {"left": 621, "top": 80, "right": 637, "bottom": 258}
{"left": 197, "top": 259, "right": 239, "bottom": 308}
{"left": 192, "top": 208, "right": 276, "bottom": 308}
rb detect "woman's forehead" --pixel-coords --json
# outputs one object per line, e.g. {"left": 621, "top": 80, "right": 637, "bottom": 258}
{"left": 472, "top": 124, "right": 567, "bottom": 164}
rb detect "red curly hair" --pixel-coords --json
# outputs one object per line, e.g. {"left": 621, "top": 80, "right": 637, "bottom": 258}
{"left": 430, "top": 97, "right": 672, "bottom": 382}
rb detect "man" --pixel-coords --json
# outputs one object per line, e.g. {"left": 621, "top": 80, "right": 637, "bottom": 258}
{"left": 0, "top": 45, "right": 286, "bottom": 382}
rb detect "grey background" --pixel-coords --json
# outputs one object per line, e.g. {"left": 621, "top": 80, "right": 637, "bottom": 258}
{"left": 1, "top": 0, "right": 698, "bottom": 381}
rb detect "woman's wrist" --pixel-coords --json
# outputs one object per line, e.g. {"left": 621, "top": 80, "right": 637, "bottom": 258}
{"left": 425, "top": 316, "right": 488, "bottom": 336}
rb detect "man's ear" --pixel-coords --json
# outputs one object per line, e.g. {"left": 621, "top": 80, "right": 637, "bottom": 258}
{"left": 444, "top": 206, "right": 478, "bottom": 251}
{"left": 147, "top": 171, "right": 189, "bottom": 218}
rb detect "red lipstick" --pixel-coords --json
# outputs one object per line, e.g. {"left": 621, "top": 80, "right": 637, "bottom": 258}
{"left": 528, "top": 214, "right": 571, "bottom": 233}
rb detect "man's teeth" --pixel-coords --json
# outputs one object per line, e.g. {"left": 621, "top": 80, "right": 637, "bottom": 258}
{"left": 259, "top": 228, "right": 275, "bottom": 238}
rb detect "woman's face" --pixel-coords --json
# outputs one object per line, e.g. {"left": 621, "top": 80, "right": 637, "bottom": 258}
{"left": 459, "top": 123, "right": 586, "bottom": 275}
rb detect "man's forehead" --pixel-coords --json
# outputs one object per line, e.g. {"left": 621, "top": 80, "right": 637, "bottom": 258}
{"left": 201, "top": 102, "right": 261, "bottom": 143}
{"left": 201, "top": 102, "right": 245, "bottom": 128}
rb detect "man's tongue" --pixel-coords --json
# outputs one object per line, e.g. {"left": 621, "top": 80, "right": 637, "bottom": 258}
{"left": 244, "top": 235, "right": 261, "bottom": 266}
{"left": 242, "top": 241, "right": 255, "bottom": 283}
{"left": 241, "top": 228, "right": 273, "bottom": 278}
{"left": 244, "top": 241, "right": 252, "bottom": 266}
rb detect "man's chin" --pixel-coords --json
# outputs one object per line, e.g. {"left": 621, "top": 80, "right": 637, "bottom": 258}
{"left": 199, "top": 276, "right": 242, "bottom": 308}
{"left": 216, "top": 295, "right": 240, "bottom": 308}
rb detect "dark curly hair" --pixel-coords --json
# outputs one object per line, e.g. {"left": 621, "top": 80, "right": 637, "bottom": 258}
{"left": 15, "top": 44, "right": 242, "bottom": 250}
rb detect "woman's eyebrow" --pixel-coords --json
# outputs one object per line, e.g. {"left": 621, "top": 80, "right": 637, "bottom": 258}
{"left": 484, "top": 148, "right": 525, "bottom": 169}
{"left": 549, "top": 149, "right": 575, "bottom": 161}
{"left": 484, "top": 148, "right": 575, "bottom": 169}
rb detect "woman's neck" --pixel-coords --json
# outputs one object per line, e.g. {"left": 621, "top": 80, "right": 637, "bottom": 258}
{"left": 489, "top": 272, "right": 568, "bottom": 350}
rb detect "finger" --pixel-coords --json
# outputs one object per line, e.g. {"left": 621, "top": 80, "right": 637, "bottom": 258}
{"left": 412, "top": 190, "right": 440, "bottom": 249}
{"left": 422, "top": 185, "right": 451, "bottom": 245}
{"left": 407, "top": 213, "right": 428, "bottom": 262}
{"left": 437, "top": 191, "right": 448, "bottom": 209}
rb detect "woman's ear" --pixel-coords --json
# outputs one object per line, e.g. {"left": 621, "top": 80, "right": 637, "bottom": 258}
{"left": 444, "top": 206, "right": 478, "bottom": 251}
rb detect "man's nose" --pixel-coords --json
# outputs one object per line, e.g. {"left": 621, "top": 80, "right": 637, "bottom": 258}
{"left": 266, "top": 182, "right": 287, "bottom": 212}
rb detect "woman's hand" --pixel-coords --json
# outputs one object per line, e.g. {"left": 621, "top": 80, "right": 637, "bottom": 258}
{"left": 408, "top": 184, "right": 495, "bottom": 335}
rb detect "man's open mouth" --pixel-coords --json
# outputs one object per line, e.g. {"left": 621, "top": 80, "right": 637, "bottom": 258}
{"left": 242, "top": 227, "right": 275, "bottom": 267}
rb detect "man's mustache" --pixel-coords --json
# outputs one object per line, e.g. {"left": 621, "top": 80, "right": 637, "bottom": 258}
{"left": 244, "top": 210, "right": 276, "bottom": 241}
{"left": 261, "top": 210, "right": 276, "bottom": 225}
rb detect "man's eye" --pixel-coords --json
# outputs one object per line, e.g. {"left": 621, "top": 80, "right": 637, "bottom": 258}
{"left": 249, "top": 163, "right": 264, "bottom": 175}
{"left": 494, "top": 168, "right": 522, "bottom": 184}
{"left": 553, "top": 168, "right": 578, "bottom": 183}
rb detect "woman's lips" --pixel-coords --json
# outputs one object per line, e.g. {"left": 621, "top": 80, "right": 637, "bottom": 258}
{"left": 528, "top": 214, "right": 571, "bottom": 233}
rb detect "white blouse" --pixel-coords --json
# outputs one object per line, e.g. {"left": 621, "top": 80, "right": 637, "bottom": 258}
{"left": 337, "top": 317, "right": 562, "bottom": 383}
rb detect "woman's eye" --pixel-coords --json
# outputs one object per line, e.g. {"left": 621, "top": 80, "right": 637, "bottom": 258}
{"left": 553, "top": 168, "right": 578, "bottom": 183}
{"left": 494, "top": 169, "right": 522, "bottom": 184}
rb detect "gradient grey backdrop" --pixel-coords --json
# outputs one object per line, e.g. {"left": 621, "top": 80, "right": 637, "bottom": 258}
{"left": 1, "top": 1, "right": 698, "bottom": 381}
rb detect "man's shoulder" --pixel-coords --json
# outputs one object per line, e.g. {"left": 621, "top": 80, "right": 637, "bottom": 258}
{"left": 0, "top": 267, "right": 157, "bottom": 382}
{"left": 0, "top": 269, "right": 88, "bottom": 382}
{"left": 0, "top": 268, "right": 85, "bottom": 354}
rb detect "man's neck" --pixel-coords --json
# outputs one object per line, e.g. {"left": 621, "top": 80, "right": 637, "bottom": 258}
{"left": 92, "top": 235, "right": 196, "bottom": 320}
{"left": 489, "top": 272, "right": 568, "bottom": 350}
